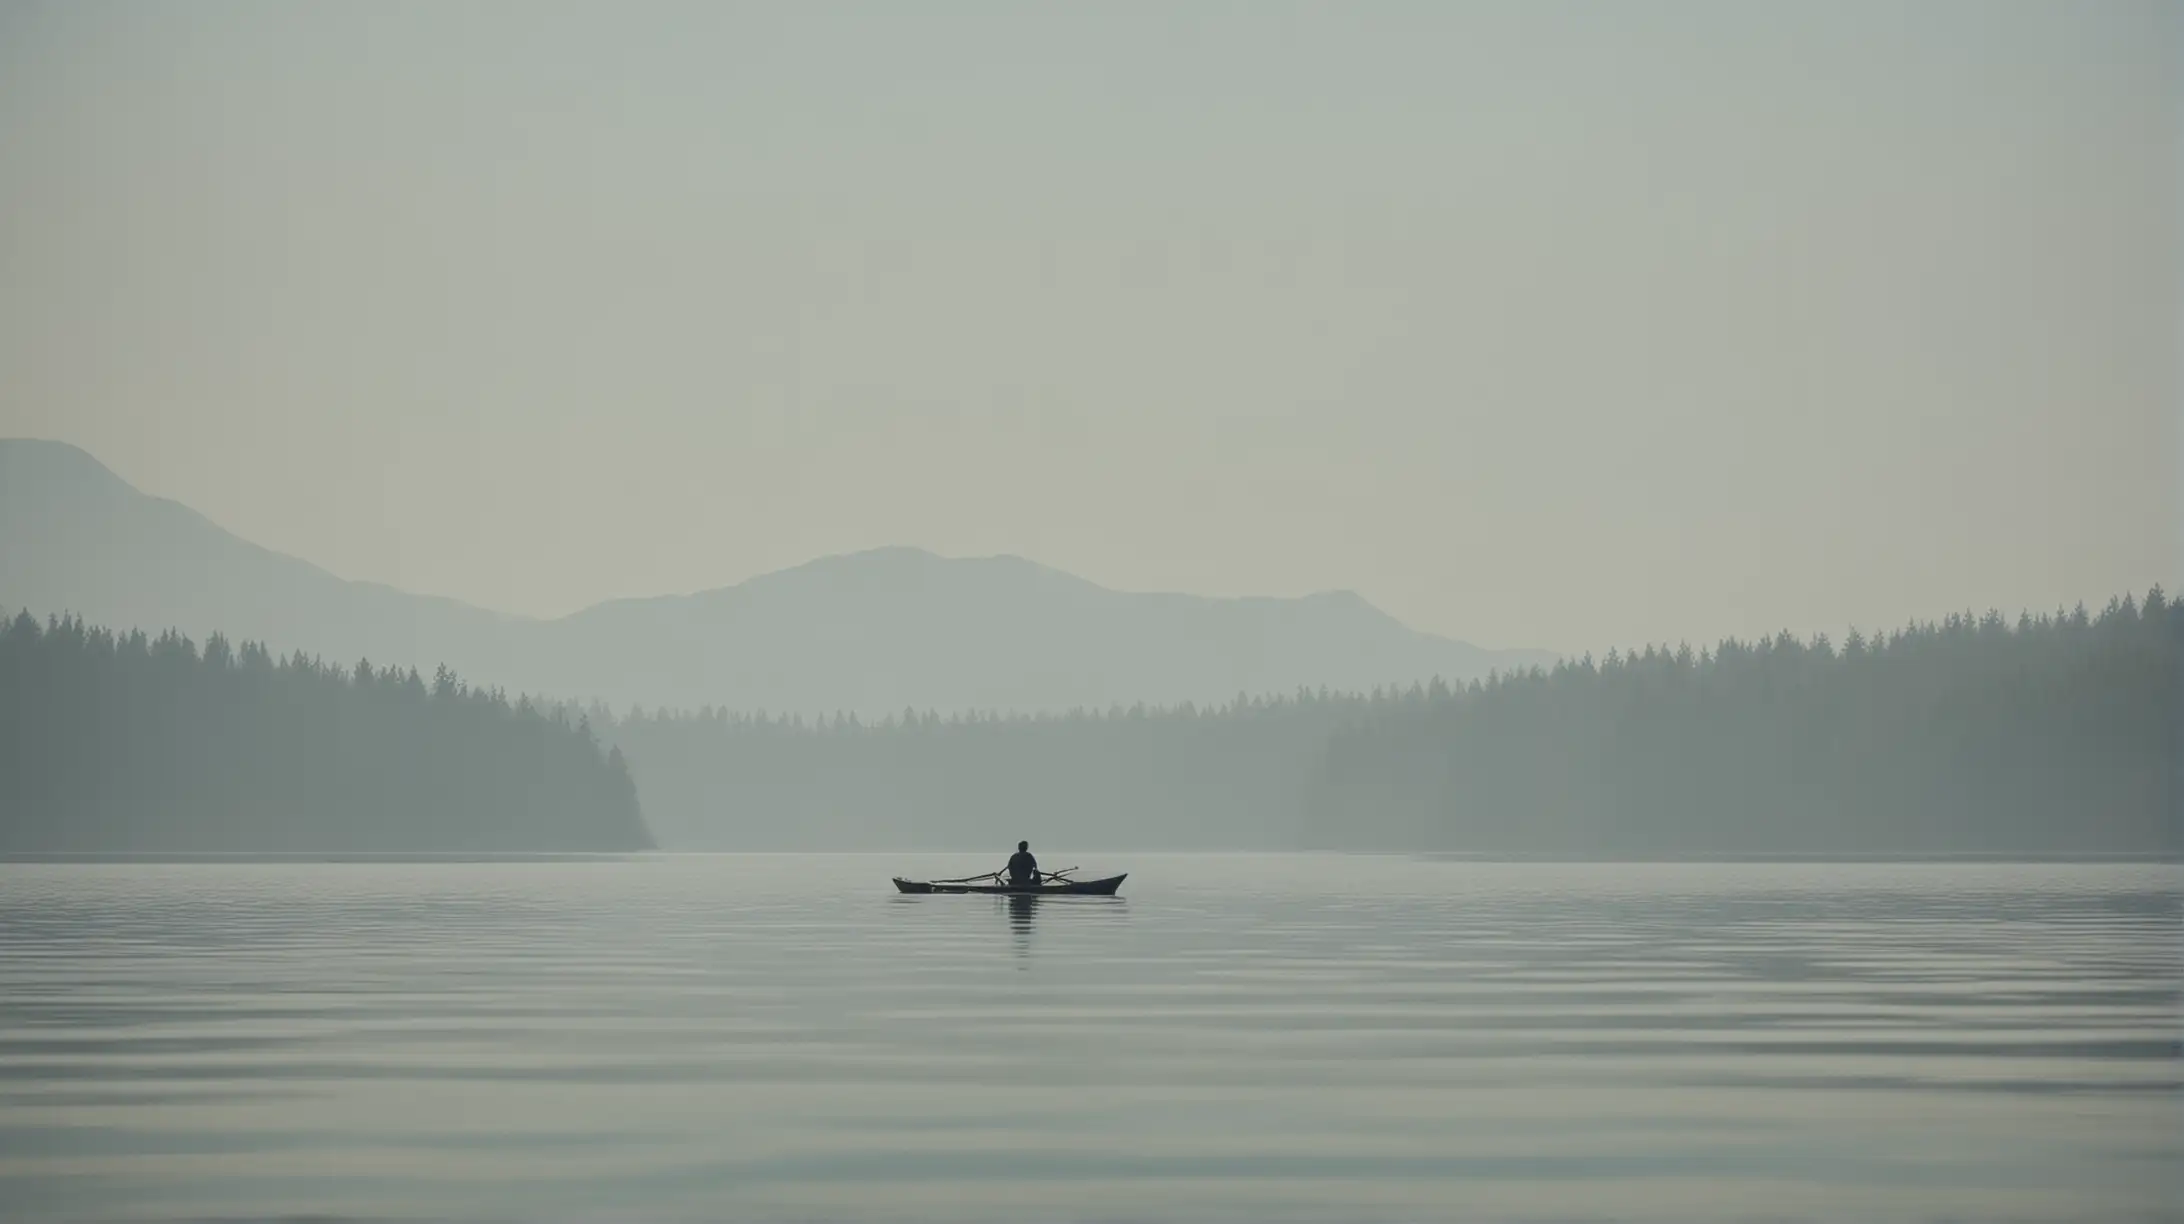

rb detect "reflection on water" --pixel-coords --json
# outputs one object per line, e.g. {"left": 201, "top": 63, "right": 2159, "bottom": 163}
{"left": 1007, "top": 892, "right": 1036, "bottom": 960}
{"left": 0, "top": 854, "right": 2175, "bottom": 1223}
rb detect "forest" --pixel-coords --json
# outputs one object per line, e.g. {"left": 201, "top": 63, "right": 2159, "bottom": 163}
{"left": 0, "top": 609, "right": 652, "bottom": 853}
{"left": 1310, "top": 591, "right": 2177, "bottom": 857}
{"left": 597, "top": 688, "right": 1387, "bottom": 849}
{"left": 3, "top": 591, "right": 2172, "bottom": 858}
{"left": 593, "top": 589, "right": 2177, "bottom": 857}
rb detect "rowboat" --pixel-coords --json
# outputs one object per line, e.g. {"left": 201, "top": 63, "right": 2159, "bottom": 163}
{"left": 892, "top": 868, "right": 1126, "bottom": 896}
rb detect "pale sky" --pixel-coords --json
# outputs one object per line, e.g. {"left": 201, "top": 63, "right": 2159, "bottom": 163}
{"left": 1, "top": 1, "right": 2176, "bottom": 653}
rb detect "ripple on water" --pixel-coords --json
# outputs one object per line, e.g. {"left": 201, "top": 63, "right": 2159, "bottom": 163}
{"left": 0, "top": 854, "right": 2176, "bottom": 1223}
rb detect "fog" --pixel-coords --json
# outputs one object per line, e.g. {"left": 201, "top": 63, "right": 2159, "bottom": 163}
{"left": 1, "top": 3, "right": 2178, "bottom": 858}
{"left": 2, "top": 10, "right": 2180, "bottom": 1222}
{"left": 2, "top": 2, "right": 2175, "bottom": 655}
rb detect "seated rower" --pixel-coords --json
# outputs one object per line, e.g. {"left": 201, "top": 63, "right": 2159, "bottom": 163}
{"left": 1006, "top": 840, "right": 1039, "bottom": 888}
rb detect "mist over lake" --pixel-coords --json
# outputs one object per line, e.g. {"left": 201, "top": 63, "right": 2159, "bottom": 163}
{"left": 4, "top": 855, "right": 2177, "bottom": 1223}
{"left": 2, "top": 2, "right": 2175, "bottom": 1220}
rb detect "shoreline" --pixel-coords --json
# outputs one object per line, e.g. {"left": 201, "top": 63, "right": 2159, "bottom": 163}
{"left": 4, "top": 849, "right": 2175, "bottom": 865}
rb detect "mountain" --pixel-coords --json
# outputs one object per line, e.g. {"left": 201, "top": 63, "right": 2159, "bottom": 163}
{"left": 0, "top": 438, "right": 522, "bottom": 680}
{"left": 1, "top": 439, "right": 1555, "bottom": 713}
{"left": 543, "top": 548, "right": 1555, "bottom": 713}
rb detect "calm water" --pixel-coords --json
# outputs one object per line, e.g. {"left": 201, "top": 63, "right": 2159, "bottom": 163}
{"left": 0, "top": 854, "right": 2177, "bottom": 1223}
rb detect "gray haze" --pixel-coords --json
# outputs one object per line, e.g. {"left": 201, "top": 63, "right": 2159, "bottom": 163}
{"left": 2, "top": 2, "right": 2176, "bottom": 656}
{"left": 2, "top": 439, "right": 1551, "bottom": 714}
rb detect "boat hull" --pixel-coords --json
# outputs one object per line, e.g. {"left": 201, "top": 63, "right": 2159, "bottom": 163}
{"left": 892, "top": 874, "right": 1126, "bottom": 896}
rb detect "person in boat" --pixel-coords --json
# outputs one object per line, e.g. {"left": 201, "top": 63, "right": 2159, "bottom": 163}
{"left": 1006, "top": 840, "right": 1040, "bottom": 888}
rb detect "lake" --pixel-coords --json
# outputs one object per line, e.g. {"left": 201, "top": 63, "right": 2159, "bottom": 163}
{"left": 1, "top": 854, "right": 2177, "bottom": 1222}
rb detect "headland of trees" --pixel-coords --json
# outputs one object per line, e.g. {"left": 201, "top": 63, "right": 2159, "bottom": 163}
{"left": 3, "top": 591, "right": 2173, "bottom": 858}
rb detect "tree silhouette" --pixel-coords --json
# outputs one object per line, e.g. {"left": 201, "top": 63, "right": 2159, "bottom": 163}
{"left": 581, "top": 589, "right": 2176, "bottom": 857}
{"left": 12, "top": 589, "right": 2167, "bottom": 858}
{"left": 1307, "top": 588, "right": 2177, "bottom": 857}
{"left": 0, "top": 609, "right": 652, "bottom": 853}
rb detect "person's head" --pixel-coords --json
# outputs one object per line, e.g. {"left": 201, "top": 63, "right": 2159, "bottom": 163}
{"left": 1018, "top": 841, "right": 1029, "bottom": 852}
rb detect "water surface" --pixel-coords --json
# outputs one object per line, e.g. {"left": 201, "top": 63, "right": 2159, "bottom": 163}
{"left": 2, "top": 854, "right": 2177, "bottom": 1222}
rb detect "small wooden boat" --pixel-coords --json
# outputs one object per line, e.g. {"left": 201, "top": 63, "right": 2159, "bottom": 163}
{"left": 892, "top": 868, "right": 1126, "bottom": 896}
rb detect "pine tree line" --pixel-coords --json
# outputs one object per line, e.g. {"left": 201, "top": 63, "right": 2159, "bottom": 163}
{"left": 1311, "top": 591, "right": 2179, "bottom": 856}
{"left": 587, "top": 688, "right": 1396, "bottom": 848}
{"left": 8, "top": 591, "right": 2169, "bottom": 857}
{"left": 583, "top": 590, "right": 2176, "bottom": 856}
{"left": 0, "top": 609, "right": 652, "bottom": 853}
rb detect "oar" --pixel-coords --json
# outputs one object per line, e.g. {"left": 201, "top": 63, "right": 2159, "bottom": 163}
{"left": 1037, "top": 867, "right": 1079, "bottom": 882}
{"left": 931, "top": 870, "right": 1004, "bottom": 884}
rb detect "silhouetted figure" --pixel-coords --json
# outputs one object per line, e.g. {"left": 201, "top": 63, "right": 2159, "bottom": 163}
{"left": 1006, "top": 840, "right": 1039, "bottom": 888}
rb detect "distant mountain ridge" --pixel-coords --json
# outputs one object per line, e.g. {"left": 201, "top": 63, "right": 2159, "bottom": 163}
{"left": 0, "top": 438, "right": 1556, "bottom": 713}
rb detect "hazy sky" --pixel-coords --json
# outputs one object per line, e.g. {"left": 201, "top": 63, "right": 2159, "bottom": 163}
{"left": 2, "top": 1, "right": 2176, "bottom": 652}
